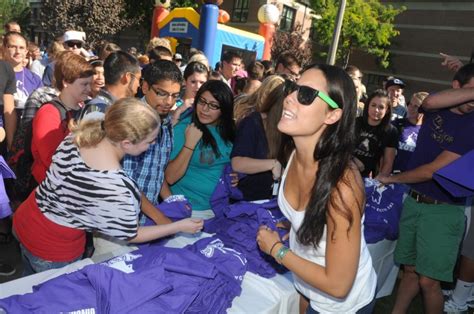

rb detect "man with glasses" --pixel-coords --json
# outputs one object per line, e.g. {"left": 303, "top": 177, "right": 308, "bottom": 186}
{"left": 123, "top": 60, "right": 183, "bottom": 226}
{"left": 275, "top": 52, "right": 301, "bottom": 81}
{"left": 80, "top": 51, "right": 141, "bottom": 120}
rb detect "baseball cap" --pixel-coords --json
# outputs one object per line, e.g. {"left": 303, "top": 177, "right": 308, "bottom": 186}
{"left": 63, "top": 30, "right": 86, "bottom": 43}
{"left": 386, "top": 78, "right": 406, "bottom": 89}
{"left": 174, "top": 53, "right": 183, "bottom": 60}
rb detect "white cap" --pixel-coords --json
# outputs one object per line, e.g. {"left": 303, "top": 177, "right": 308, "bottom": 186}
{"left": 174, "top": 53, "right": 183, "bottom": 60}
{"left": 63, "top": 30, "right": 86, "bottom": 43}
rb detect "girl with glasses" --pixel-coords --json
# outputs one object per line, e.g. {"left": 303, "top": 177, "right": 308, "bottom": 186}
{"left": 165, "top": 80, "right": 235, "bottom": 219}
{"left": 256, "top": 64, "right": 376, "bottom": 313}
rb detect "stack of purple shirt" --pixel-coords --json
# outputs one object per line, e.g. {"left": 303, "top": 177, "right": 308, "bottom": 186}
{"left": 0, "top": 237, "right": 246, "bottom": 313}
{"left": 205, "top": 198, "right": 288, "bottom": 278}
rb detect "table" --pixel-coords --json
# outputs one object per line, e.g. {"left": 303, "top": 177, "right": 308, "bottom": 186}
{"left": 0, "top": 234, "right": 398, "bottom": 313}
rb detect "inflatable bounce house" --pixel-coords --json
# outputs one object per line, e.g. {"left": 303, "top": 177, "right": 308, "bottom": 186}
{"left": 150, "top": 0, "right": 280, "bottom": 67}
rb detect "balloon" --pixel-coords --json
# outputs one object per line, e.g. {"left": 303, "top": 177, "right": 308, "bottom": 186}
{"left": 258, "top": 4, "right": 280, "bottom": 24}
{"left": 218, "top": 10, "right": 230, "bottom": 24}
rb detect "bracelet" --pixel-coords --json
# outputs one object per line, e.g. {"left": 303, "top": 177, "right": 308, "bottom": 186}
{"left": 275, "top": 245, "right": 290, "bottom": 264}
{"left": 183, "top": 145, "right": 194, "bottom": 151}
{"left": 269, "top": 241, "right": 282, "bottom": 256}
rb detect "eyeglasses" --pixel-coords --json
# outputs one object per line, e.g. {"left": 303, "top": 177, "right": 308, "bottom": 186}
{"left": 149, "top": 85, "right": 180, "bottom": 100}
{"left": 197, "top": 96, "right": 220, "bottom": 110}
{"left": 284, "top": 79, "right": 339, "bottom": 109}
{"left": 66, "top": 41, "right": 82, "bottom": 49}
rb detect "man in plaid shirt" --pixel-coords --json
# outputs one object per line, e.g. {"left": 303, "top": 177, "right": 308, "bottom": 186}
{"left": 123, "top": 60, "right": 183, "bottom": 225}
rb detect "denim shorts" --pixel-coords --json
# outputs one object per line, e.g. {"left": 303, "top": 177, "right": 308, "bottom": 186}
{"left": 18, "top": 242, "right": 80, "bottom": 276}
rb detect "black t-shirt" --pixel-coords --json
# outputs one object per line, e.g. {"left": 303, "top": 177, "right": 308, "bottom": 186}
{"left": 354, "top": 116, "right": 399, "bottom": 177}
{"left": 0, "top": 61, "right": 17, "bottom": 110}
{"left": 231, "top": 111, "right": 273, "bottom": 200}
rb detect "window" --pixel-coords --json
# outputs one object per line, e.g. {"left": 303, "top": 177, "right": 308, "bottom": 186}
{"left": 231, "top": 0, "right": 249, "bottom": 23}
{"left": 280, "top": 5, "right": 296, "bottom": 32}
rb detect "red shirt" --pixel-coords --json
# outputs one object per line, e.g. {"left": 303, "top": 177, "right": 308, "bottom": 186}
{"left": 31, "top": 103, "right": 70, "bottom": 184}
{"left": 13, "top": 191, "right": 85, "bottom": 262}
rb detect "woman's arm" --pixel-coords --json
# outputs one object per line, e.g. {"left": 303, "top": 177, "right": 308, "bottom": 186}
{"left": 140, "top": 193, "right": 172, "bottom": 225}
{"left": 3, "top": 94, "right": 16, "bottom": 150}
{"left": 257, "top": 170, "right": 364, "bottom": 298}
{"left": 165, "top": 123, "right": 202, "bottom": 185}
{"left": 378, "top": 147, "right": 396, "bottom": 176}
{"left": 231, "top": 157, "right": 282, "bottom": 179}
{"left": 129, "top": 218, "right": 204, "bottom": 243}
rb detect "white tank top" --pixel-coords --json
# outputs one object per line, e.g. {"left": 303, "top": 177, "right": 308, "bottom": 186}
{"left": 278, "top": 152, "right": 377, "bottom": 313}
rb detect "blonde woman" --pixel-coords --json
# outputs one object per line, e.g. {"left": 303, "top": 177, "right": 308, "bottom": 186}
{"left": 14, "top": 98, "right": 203, "bottom": 275}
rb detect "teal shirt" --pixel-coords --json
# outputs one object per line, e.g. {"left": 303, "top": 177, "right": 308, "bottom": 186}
{"left": 170, "top": 116, "right": 233, "bottom": 211}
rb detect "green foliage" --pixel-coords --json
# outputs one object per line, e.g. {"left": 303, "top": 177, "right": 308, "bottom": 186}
{"left": 171, "top": 0, "right": 198, "bottom": 9}
{"left": 0, "top": 0, "right": 30, "bottom": 35}
{"left": 40, "top": 0, "right": 133, "bottom": 48}
{"left": 311, "top": 0, "right": 405, "bottom": 68}
{"left": 123, "top": 0, "right": 199, "bottom": 34}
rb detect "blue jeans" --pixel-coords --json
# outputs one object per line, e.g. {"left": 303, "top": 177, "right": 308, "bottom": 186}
{"left": 305, "top": 297, "right": 376, "bottom": 314}
{"left": 19, "top": 243, "right": 80, "bottom": 276}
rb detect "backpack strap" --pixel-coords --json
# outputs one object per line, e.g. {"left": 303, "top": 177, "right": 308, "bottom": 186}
{"left": 45, "top": 98, "right": 68, "bottom": 121}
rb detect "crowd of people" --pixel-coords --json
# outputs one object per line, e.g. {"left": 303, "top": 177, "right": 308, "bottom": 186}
{"left": 0, "top": 20, "right": 473, "bottom": 313}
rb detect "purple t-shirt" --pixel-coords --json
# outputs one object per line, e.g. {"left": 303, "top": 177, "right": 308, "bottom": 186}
{"left": 392, "top": 118, "right": 421, "bottom": 172}
{"left": 14, "top": 68, "right": 43, "bottom": 110}
{"left": 408, "top": 109, "right": 474, "bottom": 204}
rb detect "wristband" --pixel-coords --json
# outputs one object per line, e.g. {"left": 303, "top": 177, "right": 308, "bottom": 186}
{"left": 269, "top": 241, "right": 282, "bottom": 256}
{"left": 275, "top": 245, "right": 290, "bottom": 263}
{"left": 183, "top": 145, "right": 194, "bottom": 151}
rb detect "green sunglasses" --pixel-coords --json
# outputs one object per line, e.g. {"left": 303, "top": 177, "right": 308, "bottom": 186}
{"left": 284, "top": 79, "right": 340, "bottom": 109}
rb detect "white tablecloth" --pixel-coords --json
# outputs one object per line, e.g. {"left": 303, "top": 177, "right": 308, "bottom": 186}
{"left": 0, "top": 233, "right": 398, "bottom": 312}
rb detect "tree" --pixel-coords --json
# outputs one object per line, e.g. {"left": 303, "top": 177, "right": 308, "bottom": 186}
{"left": 39, "top": 0, "right": 133, "bottom": 48}
{"left": 271, "top": 24, "right": 313, "bottom": 67}
{"left": 0, "top": 0, "right": 30, "bottom": 35}
{"left": 123, "top": 0, "right": 198, "bottom": 35}
{"left": 311, "top": 0, "right": 405, "bottom": 68}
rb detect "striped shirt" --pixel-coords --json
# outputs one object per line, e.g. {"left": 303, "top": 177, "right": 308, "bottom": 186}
{"left": 36, "top": 136, "right": 141, "bottom": 240}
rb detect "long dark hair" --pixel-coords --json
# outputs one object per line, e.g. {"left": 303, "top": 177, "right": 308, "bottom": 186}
{"left": 192, "top": 80, "right": 235, "bottom": 157}
{"left": 362, "top": 89, "right": 391, "bottom": 130}
{"left": 281, "top": 64, "right": 361, "bottom": 248}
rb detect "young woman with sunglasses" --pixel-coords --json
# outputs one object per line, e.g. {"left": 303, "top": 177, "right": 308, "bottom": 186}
{"left": 165, "top": 80, "right": 235, "bottom": 218}
{"left": 353, "top": 89, "right": 399, "bottom": 178}
{"left": 256, "top": 64, "right": 376, "bottom": 313}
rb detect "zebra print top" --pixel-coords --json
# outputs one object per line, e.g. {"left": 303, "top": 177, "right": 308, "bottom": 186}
{"left": 36, "top": 136, "right": 141, "bottom": 240}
